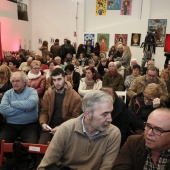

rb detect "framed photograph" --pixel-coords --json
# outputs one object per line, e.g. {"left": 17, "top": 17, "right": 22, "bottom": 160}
{"left": 131, "top": 33, "right": 141, "bottom": 46}
{"left": 148, "top": 19, "right": 167, "bottom": 47}
{"left": 97, "top": 34, "right": 110, "bottom": 52}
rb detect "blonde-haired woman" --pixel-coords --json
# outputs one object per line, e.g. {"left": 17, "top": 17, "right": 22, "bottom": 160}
{"left": 0, "top": 65, "right": 12, "bottom": 102}
{"left": 129, "top": 83, "right": 164, "bottom": 134}
{"left": 27, "top": 60, "right": 46, "bottom": 99}
{"left": 71, "top": 58, "right": 83, "bottom": 75}
{"left": 119, "top": 45, "right": 132, "bottom": 68}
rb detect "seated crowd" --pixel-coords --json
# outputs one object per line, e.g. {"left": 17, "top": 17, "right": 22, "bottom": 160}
{"left": 0, "top": 38, "right": 170, "bottom": 169}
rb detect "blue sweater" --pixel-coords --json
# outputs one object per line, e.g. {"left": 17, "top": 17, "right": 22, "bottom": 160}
{"left": 0, "top": 86, "right": 39, "bottom": 124}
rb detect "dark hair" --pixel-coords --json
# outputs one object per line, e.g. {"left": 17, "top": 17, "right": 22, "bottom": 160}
{"left": 42, "top": 40, "right": 48, "bottom": 47}
{"left": 55, "top": 39, "right": 59, "bottom": 42}
{"left": 65, "top": 64, "right": 74, "bottom": 72}
{"left": 9, "top": 57, "right": 20, "bottom": 68}
{"left": 132, "top": 64, "right": 141, "bottom": 71}
{"left": 47, "top": 60, "right": 56, "bottom": 67}
{"left": 47, "top": 53, "right": 53, "bottom": 58}
{"left": 86, "top": 66, "right": 100, "bottom": 82}
{"left": 51, "top": 68, "right": 65, "bottom": 77}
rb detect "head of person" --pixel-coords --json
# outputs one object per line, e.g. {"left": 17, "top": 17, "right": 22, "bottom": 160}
{"left": 51, "top": 68, "right": 66, "bottom": 91}
{"left": 66, "top": 53, "right": 72, "bottom": 61}
{"left": 79, "top": 53, "right": 86, "bottom": 59}
{"left": 65, "top": 64, "right": 74, "bottom": 75}
{"left": 8, "top": 57, "right": 20, "bottom": 71}
{"left": 147, "top": 60, "right": 155, "bottom": 68}
{"left": 46, "top": 53, "right": 53, "bottom": 61}
{"left": 27, "top": 57, "right": 33, "bottom": 66}
{"left": 42, "top": 40, "right": 48, "bottom": 47}
{"left": 85, "top": 66, "right": 100, "bottom": 82}
{"left": 55, "top": 39, "right": 59, "bottom": 43}
{"left": 95, "top": 42, "right": 100, "bottom": 48}
{"left": 64, "top": 38, "right": 68, "bottom": 45}
{"left": 1, "top": 59, "right": 9, "bottom": 66}
{"left": 110, "top": 45, "right": 115, "bottom": 51}
{"left": 144, "top": 108, "right": 170, "bottom": 152}
{"left": 130, "top": 58, "right": 137, "bottom": 67}
{"left": 100, "top": 58, "right": 107, "bottom": 66}
{"left": 115, "top": 61, "right": 122, "bottom": 69}
{"left": 47, "top": 60, "right": 56, "bottom": 72}
{"left": 16, "top": 54, "right": 22, "bottom": 62}
{"left": 30, "top": 60, "right": 41, "bottom": 75}
{"left": 87, "top": 40, "right": 91, "bottom": 46}
{"left": 117, "top": 44, "right": 123, "bottom": 53}
{"left": 10, "top": 71, "right": 28, "bottom": 93}
{"left": 54, "top": 56, "right": 62, "bottom": 65}
{"left": 82, "top": 90, "right": 113, "bottom": 133}
{"left": 132, "top": 64, "right": 141, "bottom": 77}
{"left": 0, "top": 65, "right": 11, "bottom": 84}
{"left": 88, "top": 59, "right": 95, "bottom": 67}
{"left": 143, "top": 83, "right": 162, "bottom": 105}
{"left": 146, "top": 66, "right": 158, "bottom": 83}
{"left": 123, "top": 45, "right": 132, "bottom": 57}
{"left": 168, "top": 60, "right": 170, "bottom": 70}
{"left": 108, "top": 62, "right": 117, "bottom": 73}
{"left": 71, "top": 59, "right": 80, "bottom": 67}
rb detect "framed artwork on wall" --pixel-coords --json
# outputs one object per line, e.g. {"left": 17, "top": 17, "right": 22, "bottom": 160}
{"left": 97, "top": 34, "right": 110, "bottom": 52}
{"left": 96, "top": 0, "right": 107, "bottom": 16}
{"left": 148, "top": 19, "right": 167, "bottom": 47}
{"left": 114, "top": 34, "right": 128, "bottom": 48}
{"left": 131, "top": 33, "right": 141, "bottom": 46}
{"left": 120, "top": 0, "right": 132, "bottom": 16}
{"left": 107, "top": 0, "right": 121, "bottom": 10}
{"left": 84, "top": 34, "right": 95, "bottom": 46}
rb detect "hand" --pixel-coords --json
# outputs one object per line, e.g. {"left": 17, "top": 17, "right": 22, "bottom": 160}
{"left": 50, "top": 126, "right": 59, "bottom": 135}
{"left": 153, "top": 98, "right": 160, "bottom": 108}
{"left": 104, "top": 68, "right": 109, "bottom": 73}
{"left": 42, "top": 123, "right": 51, "bottom": 131}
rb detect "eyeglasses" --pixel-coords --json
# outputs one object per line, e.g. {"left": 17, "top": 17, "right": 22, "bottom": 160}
{"left": 144, "top": 96, "right": 154, "bottom": 103}
{"left": 144, "top": 122, "right": 170, "bottom": 136}
{"left": 32, "top": 67, "right": 40, "bottom": 70}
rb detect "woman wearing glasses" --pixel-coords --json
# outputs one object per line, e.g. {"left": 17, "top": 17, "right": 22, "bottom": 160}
{"left": 27, "top": 60, "right": 46, "bottom": 99}
{"left": 128, "top": 83, "right": 165, "bottom": 135}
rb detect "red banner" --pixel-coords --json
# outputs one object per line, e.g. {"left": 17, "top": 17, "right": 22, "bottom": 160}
{"left": 0, "top": 23, "right": 3, "bottom": 61}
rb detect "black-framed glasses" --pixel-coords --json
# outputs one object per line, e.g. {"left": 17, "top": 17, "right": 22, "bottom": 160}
{"left": 144, "top": 122, "right": 170, "bottom": 136}
{"left": 144, "top": 96, "right": 154, "bottom": 103}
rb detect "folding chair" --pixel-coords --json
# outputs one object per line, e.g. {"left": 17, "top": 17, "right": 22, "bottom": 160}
{"left": 0, "top": 140, "right": 49, "bottom": 166}
{"left": 115, "top": 91, "right": 127, "bottom": 103}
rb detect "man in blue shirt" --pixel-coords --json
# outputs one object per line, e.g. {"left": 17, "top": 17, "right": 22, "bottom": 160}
{"left": 0, "top": 71, "right": 39, "bottom": 144}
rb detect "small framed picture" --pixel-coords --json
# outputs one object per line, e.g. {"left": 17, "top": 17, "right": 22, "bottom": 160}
{"left": 131, "top": 33, "right": 141, "bottom": 46}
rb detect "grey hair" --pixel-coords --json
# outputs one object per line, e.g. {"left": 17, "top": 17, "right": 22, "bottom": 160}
{"left": 55, "top": 56, "right": 61, "bottom": 60}
{"left": 82, "top": 90, "right": 113, "bottom": 113}
{"left": 10, "top": 71, "right": 28, "bottom": 85}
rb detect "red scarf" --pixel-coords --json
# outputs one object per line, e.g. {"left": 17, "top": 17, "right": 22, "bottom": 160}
{"left": 109, "top": 70, "right": 118, "bottom": 76}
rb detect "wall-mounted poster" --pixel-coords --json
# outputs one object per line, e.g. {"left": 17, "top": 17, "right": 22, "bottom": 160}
{"left": 97, "top": 34, "right": 110, "bottom": 52}
{"left": 131, "top": 33, "right": 141, "bottom": 46}
{"left": 164, "top": 34, "right": 170, "bottom": 52}
{"left": 17, "top": 2, "right": 28, "bottom": 21}
{"left": 148, "top": 19, "right": 167, "bottom": 47}
{"left": 107, "top": 0, "right": 121, "bottom": 10}
{"left": 120, "top": 0, "right": 132, "bottom": 16}
{"left": 96, "top": 0, "right": 107, "bottom": 16}
{"left": 115, "top": 34, "right": 128, "bottom": 48}
{"left": 84, "top": 34, "right": 95, "bottom": 46}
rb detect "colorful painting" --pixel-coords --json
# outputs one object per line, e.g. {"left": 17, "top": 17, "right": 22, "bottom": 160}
{"left": 131, "top": 33, "right": 141, "bottom": 46}
{"left": 96, "top": 0, "right": 107, "bottom": 16}
{"left": 84, "top": 34, "right": 95, "bottom": 46}
{"left": 114, "top": 34, "right": 128, "bottom": 48}
{"left": 148, "top": 19, "right": 167, "bottom": 47}
{"left": 120, "top": 0, "right": 132, "bottom": 16}
{"left": 164, "top": 34, "right": 170, "bottom": 52}
{"left": 107, "top": 0, "right": 121, "bottom": 10}
{"left": 97, "top": 34, "right": 110, "bottom": 52}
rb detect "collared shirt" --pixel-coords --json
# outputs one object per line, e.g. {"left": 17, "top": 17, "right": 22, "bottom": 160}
{"left": 143, "top": 148, "right": 170, "bottom": 170}
{"left": 81, "top": 116, "right": 99, "bottom": 140}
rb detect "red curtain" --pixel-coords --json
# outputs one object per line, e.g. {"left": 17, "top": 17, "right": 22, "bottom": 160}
{"left": 0, "top": 23, "right": 3, "bottom": 61}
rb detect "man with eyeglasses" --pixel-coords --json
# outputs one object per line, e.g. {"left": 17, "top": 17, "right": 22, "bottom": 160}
{"left": 127, "top": 66, "right": 169, "bottom": 103}
{"left": 112, "top": 108, "right": 170, "bottom": 170}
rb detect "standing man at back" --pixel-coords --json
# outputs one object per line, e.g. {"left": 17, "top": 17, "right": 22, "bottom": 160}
{"left": 38, "top": 68, "right": 82, "bottom": 144}
{"left": 50, "top": 39, "right": 60, "bottom": 59}
{"left": 38, "top": 90, "right": 121, "bottom": 170}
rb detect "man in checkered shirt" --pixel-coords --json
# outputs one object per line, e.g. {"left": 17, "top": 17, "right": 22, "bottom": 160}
{"left": 112, "top": 108, "right": 170, "bottom": 170}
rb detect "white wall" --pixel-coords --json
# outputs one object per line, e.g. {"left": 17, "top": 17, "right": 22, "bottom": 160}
{"left": 0, "top": 0, "right": 169, "bottom": 71}
{"left": 0, "top": 0, "right": 32, "bottom": 52}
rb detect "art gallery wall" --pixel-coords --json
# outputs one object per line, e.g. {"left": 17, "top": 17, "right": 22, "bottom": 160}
{"left": 0, "top": 0, "right": 169, "bottom": 71}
